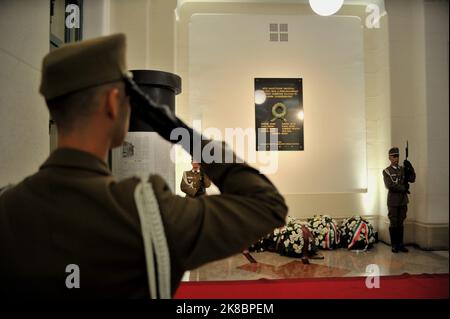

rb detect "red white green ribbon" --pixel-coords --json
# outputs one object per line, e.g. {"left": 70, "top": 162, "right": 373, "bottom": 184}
{"left": 324, "top": 229, "right": 329, "bottom": 249}
{"left": 330, "top": 222, "right": 340, "bottom": 245}
{"left": 323, "top": 222, "right": 340, "bottom": 249}
{"left": 348, "top": 220, "right": 369, "bottom": 249}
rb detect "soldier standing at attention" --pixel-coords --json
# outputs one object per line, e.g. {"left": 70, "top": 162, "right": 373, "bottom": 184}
{"left": 180, "top": 160, "right": 211, "bottom": 198}
{"left": 0, "top": 34, "right": 287, "bottom": 299}
{"left": 383, "top": 147, "right": 416, "bottom": 253}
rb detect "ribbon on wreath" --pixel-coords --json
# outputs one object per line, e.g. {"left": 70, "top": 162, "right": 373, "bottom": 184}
{"left": 348, "top": 220, "right": 369, "bottom": 249}
{"left": 323, "top": 222, "right": 340, "bottom": 249}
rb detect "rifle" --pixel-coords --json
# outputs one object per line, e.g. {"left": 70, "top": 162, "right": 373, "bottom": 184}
{"left": 403, "top": 141, "right": 412, "bottom": 194}
{"left": 197, "top": 167, "right": 206, "bottom": 195}
{"left": 405, "top": 140, "right": 409, "bottom": 160}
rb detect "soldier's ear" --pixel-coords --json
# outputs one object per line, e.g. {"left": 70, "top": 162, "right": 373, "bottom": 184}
{"left": 105, "top": 88, "right": 121, "bottom": 120}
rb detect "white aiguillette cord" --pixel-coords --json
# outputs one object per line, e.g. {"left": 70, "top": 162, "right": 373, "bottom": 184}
{"left": 134, "top": 179, "right": 171, "bottom": 299}
{"left": 384, "top": 168, "right": 399, "bottom": 183}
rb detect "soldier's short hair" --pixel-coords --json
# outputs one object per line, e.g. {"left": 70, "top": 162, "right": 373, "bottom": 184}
{"left": 47, "top": 82, "right": 124, "bottom": 134}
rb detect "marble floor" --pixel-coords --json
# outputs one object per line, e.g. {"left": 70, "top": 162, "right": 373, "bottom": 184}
{"left": 186, "top": 243, "right": 449, "bottom": 281}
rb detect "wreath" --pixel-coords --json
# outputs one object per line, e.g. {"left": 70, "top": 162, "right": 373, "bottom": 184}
{"left": 249, "top": 216, "right": 318, "bottom": 257}
{"left": 270, "top": 102, "right": 287, "bottom": 122}
{"left": 307, "top": 214, "right": 340, "bottom": 249}
{"left": 340, "top": 216, "right": 376, "bottom": 250}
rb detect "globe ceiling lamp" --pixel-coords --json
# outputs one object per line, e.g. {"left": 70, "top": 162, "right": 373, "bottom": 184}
{"left": 309, "top": 0, "right": 344, "bottom": 16}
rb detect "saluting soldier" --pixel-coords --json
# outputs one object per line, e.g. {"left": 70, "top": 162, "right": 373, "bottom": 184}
{"left": 0, "top": 34, "right": 287, "bottom": 299}
{"left": 180, "top": 160, "right": 211, "bottom": 198}
{"left": 383, "top": 147, "right": 416, "bottom": 253}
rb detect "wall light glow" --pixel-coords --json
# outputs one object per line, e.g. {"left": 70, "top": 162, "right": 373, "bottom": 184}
{"left": 255, "top": 90, "right": 267, "bottom": 105}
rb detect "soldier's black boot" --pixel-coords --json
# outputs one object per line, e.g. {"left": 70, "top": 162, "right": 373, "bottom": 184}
{"left": 398, "top": 226, "right": 409, "bottom": 252}
{"left": 389, "top": 227, "right": 399, "bottom": 253}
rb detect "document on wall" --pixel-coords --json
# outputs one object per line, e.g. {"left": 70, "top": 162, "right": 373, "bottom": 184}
{"left": 255, "top": 78, "right": 304, "bottom": 151}
{"left": 111, "top": 132, "right": 175, "bottom": 191}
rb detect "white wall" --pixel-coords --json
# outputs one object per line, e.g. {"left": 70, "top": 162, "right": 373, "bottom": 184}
{"left": 187, "top": 14, "right": 367, "bottom": 194}
{"left": 386, "top": 0, "right": 425, "bottom": 223}
{"left": 384, "top": 0, "right": 448, "bottom": 248}
{"left": 83, "top": 0, "right": 111, "bottom": 39}
{"left": 0, "top": 0, "right": 50, "bottom": 185}
{"left": 363, "top": 11, "right": 391, "bottom": 222}
{"left": 386, "top": 0, "right": 449, "bottom": 225}
{"left": 175, "top": 2, "right": 448, "bottom": 248}
{"left": 423, "top": 0, "right": 449, "bottom": 224}
{"left": 175, "top": 1, "right": 390, "bottom": 219}
{"left": 109, "top": 0, "right": 151, "bottom": 69}
{"left": 109, "top": 0, "right": 177, "bottom": 70}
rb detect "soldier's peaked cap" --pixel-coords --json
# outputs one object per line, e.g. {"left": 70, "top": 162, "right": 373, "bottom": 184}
{"left": 389, "top": 147, "right": 400, "bottom": 156}
{"left": 40, "top": 33, "right": 130, "bottom": 101}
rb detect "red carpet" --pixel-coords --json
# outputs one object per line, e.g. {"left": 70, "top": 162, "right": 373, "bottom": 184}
{"left": 175, "top": 273, "right": 449, "bottom": 299}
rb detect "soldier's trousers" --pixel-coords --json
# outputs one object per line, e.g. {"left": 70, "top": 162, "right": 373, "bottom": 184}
{"left": 388, "top": 206, "right": 408, "bottom": 228}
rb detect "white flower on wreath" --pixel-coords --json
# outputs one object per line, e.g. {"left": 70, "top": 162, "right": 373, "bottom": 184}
{"left": 284, "top": 240, "right": 289, "bottom": 247}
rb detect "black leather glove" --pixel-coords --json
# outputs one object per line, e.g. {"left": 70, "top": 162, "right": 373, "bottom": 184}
{"left": 123, "top": 76, "right": 203, "bottom": 158}
{"left": 403, "top": 160, "right": 413, "bottom": 194}
{"left": 404, "top": 159, "right": 413, "bottom": 169}
{"left": 124, "top": 76, "right": 191, "bottom": 141}
{"left": 405, "top": 183, "right": 410, "bottom": 194}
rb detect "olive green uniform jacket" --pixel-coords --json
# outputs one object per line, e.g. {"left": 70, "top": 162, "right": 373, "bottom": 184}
{"left": 0, "top": 148, "right": 287, "bottom": 299}
{"left": 180, "top": 170, "right": 211, "bottom": 197}
{"left": 382, "top": 165, "right": 416, "bottom": 206}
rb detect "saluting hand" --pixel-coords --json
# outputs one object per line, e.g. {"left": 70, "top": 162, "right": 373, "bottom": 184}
{"left": 124, "top": 76, "right": 195, "bottom": 147}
